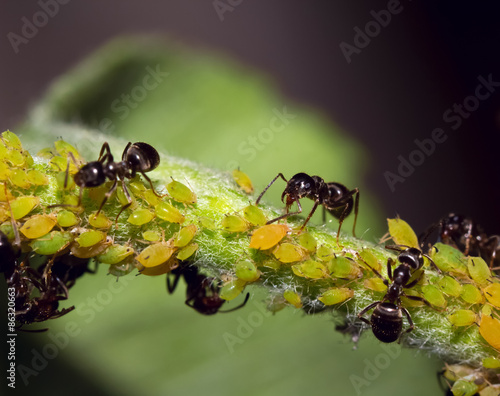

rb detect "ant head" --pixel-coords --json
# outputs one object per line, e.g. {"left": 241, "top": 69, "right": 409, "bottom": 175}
{"left": 126, "top": 142, "right": 160, "bottom": 172}
{"left": 281, "top": 173, "right": 315, "bottom": 204}
{"left": 74, "top": 162, "right": 106, "bottom": 188}
{"left": 398, "top": 247, "right": 424, "bottom": 270}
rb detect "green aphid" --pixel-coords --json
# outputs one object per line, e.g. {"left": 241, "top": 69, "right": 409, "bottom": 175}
{"left": 0, "top": 222, "right": 15, "bottom": 240}
{"left": 235, "top": 259, "right": 260, "bottom": 282}
{"left": 328, "top": 256, "right": 361, "bottom": 280}
{"left": 363, "top": 277, "right": 387, "bottom": 292}
{"left": 76, "top": 230, "right": 106, "bottom": 248}
{"left": 6, "top": 148, "right": 25, "bottom": 167}
{"left": 176, "top": 243, "right": 198, "bottom": 261}
{"left": 10, "top": 169, "right": 30, "bottom": 189}
{"left": 261, "top": 258, "right": 281, "bottom": 270}
{"left": 387, "top": 218, "right": 419, "bottom": 248}
{"left": 242, "top": 204, "right": 267, "bottom": 226}
{"left": 167, "top": 179, "right": 196, "bottom": 204}
{"left": 357, "top": 249, "right": 382, "bottom": 272}
{"left": 173, "top": 224, "right": 197, "bottom": 248}
{"left": 0, "top": 162, "right": 10, "bottom": 180}
{"left": 460, "top": 284, "right": 484, "bottom": 305}
{"left": 97, "top": 244, "right": 134, "bottom": 265}
{"left": 448, "top": 309, "right": 477, "bottom": 327}
{"left": 49, "top": 156, "right": 68, "bottom": 172}
{"left": 318, "top": 287, "right": 353, "bottom": 306}
{"left": 221, "top": 214, "right": 249, "bottom": 233}
{"left": 273, "top": 242, "right": 306, "bottom": 263}
{"left": 116, "top": 186, "right": 135, "bottom": 207}
{"left": 54, "top": 139, "right": 81, "bottom": 160}
{"left": 108, "top": 262, "right": 136, "bottom": 278}
{"left": 89, "top": 211, "right": 112, "bottom": 229}
{"left": 438, "top": 276, "right": 462, "bottom": 297}
{"left": 27, "top": 169, "right": 49, "bottom": 186}
{"left": 155, "top": 202, "right": 185, "bottom": 224}
{"left": 421, "top": 284, "right": 447, "bottom": 308}
{"left": 219, "top": 279, "right": 246, "bottom": 301}
{"left": 297, "top": 232, "right": 317, "bottom": 253}
{"left": 283, "top": 289, "right": 302, "bottom": 308}
{"left": 467, "top": 256, "right": 491, "bottom": 287}
{"left": 142, "top": 230, "right": 161, "bottom": 242}
{"left": 30, "top": 231, "right": 73, "bottom": 255}
{"left": 316, "top": 245, "right": 334, "bottom": 262}
{"left": 483, "top": 282, "right": 500, "bottom": 308}
{"left": 450, "top": 380, "right": 478, "bottom": 396}
{"left": 10, "top": 196, "right": 39, "bottom": 219}
{"left": 127, "top": 208, "right": 154, "bottom": 226}
{"left": 292, "top": 260, "right": 328, "bottom": 279}
{"left": 198, "top": 217, "right": 216, "bottom": 231}
{"left": 430, "top": 243, "right": 468, "bottom": 275}
{"left": 482, "top": 356, "right": 500, "bottom": 369}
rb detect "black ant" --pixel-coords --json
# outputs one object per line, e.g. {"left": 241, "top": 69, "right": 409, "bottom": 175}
{"left": 357, "top": 245, "right": 435, "bottom": 343}
{"left": 255, "top": 173, "right": 359, "bottom": 240}
{"left": 39, "top": 255, "right": 96, "bottom": 290}
{"left": 52, "top": 141, "right": 161, "bottom": 221}
{"left": 420, "top": 213, "right": 500, "bottom": 270}
{"left": 167, "top": 264, "right": 250, "bottom": 315}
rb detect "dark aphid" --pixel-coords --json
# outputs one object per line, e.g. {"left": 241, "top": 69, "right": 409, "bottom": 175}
{"left": 167, "top": 264, "right": 249, "bottom": 315}
{"left": 255, "top": 173, "right": 359, "bottom": 241}
{"left": 52, "top": 142, "right": 161, "bottom": 221}
{"left": 357, "top": 246, "right": 434, "bottom": 343}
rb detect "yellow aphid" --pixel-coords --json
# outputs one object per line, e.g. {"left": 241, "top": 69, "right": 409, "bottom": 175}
{"left": 127, "top": 208, "right": 154, "bottom": 226}
{"left": 70, "top": 239, "right": 109, "bottom": 259}
{"left": 139, "top": 258, "right": 179, "bottom": 276}
{"left": 0, "top": 162, "right": 10, "bottom": 180}
{"left": 484, "top": 283, "right": 500, "bottom": 308}
{"left": 26, "top": 169, "right": 49, "bottom": 186}
{"left": 136, "top": 243, "right": 175, "bottom": 268}
{"left": 219, "top": 279, "right": 246, "bottom": 301}
{"left": 10, "top": 196, "right": 39, "bottom": 220}
{"left": 422, "top": 285, "right": 447, "bottom": 308}
{"left": 20, "top": 215, "right": 57, "bottom": 239}
{"left": 316, "top": 245, "right": 334, "bottom": 262}
{"left": 297, "top": 232, "right": 317, "bottom": 253}
{"left": 318, "top": 287, "right": 354, "bottom": 305}
{"left": 232, "top": 169, "right": 254, "bottom": 194}
{"left": 273, "top": 242, "right": 306, "bottom": 263}
{"left": 173, "top": 224, "right": 197, "bottom": 248}
{"left": 364, "top": 277, "right": 387, "bottom": 292}
{"left": 76, "top": 230, "right": 106, "bottom": 248}
{"left": 467, "top": 257, "right": 491, "bottom": 287}
{"left": 249, "top": 224, "right": 289, "bottom": 250}
{"left": 448, "top": 310, "right": 477, "bottom": 327}
{"left": 10, "top": 169, "right": 30, "bottom": 189}
{"left": 387, "top": 218, "right": 419, "bottom": 248}
{"left": 176, "top": 243, "right": 198, "bottom": 261}
{"left": 283, "top": 289, "right": 302, "bottom": 308}
{"left": 243, "top": 205, "right": 267, "bottom": 226}
{"left": 221, "top": 214, "right": 249, "bottom": 233}
{"left": 57, "top": 210, "right": 79, "bottom": 228}
{"left": 291, "top": 260, "right": 328, "bottom": 279}
{"left": 1, "top": 131, "right": 22, "bottom": 150}
{"left": 54, "top": 139, "right": 81, "bottom": 160}
{"left": 142, "top": 230, "right": 161, "bottom": 242}
{"left": 89, "top": 211, "right": 112, "bottom": 229}
{"left": 0, "top": 186, "right": 14, "bottom": 202}
{"left": 357, "top": 249, "right": 382, "bottom": 272}
{"left": 479, "top": 314, "right": 500, "bottom": 351}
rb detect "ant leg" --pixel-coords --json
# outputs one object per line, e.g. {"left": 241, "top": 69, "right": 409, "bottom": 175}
{"left": 256, "top": 173, "right": 288, "bottom": 205}
{"left": 335, "top": 203, "right": 351, "bottom": 243}
{"left": 121, "top": 142, "right": 132, "bottom": 161}
{"left": 266, "top": 200, "right": 303, "bottom": 224}
{"left": 404, "top": 271, "right": 424, "bottom": 289}
{"left": 114, "top": 180, "right": 132, "bottom": 224}
{"left": 402, "top": 294, "right": 433, "bottom": 309}
{"left": 97, "top": 142, "right": 114, "bottom": 163}
{"left": 422, "top": 253, "right": 441, "bottom": 273}
{"left": 220, "top": 293, "right": 251, "bottom": 313}
{"left": 140, "top": 170, "right": 163, "bottom": 198}
{"left": 96, "top": 179, "right": 118, "bottom": 216}
{"left": 300, "top": 200, "right": 320, "bottom": 229}
{"left": 386, "top": 258, "right": 395, "bottom": 282}
{"left": 352, "top": 189, "right": 359, "bottom": 238}
{"left": 357, "top": 301, "right": 381, "bottom": 324}
{"left": 167, "top": 272, "right": 182, "bottom": 294}
{"left": 401, "top": 307, "right": 415, "bottom": 334}
{"left": 64, "top": 152, "right": 80, "bottom": 189}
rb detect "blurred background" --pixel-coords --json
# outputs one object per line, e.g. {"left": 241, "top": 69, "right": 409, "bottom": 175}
{"left": 1, "top": 1, "right": 500, "bottom": 395}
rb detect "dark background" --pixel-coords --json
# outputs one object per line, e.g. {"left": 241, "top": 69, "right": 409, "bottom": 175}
{"left": 1, "top": 1, "right": 500, "bottom": 395}
{"left": 1, "top": 1, "right": 500, "bottom": 235}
